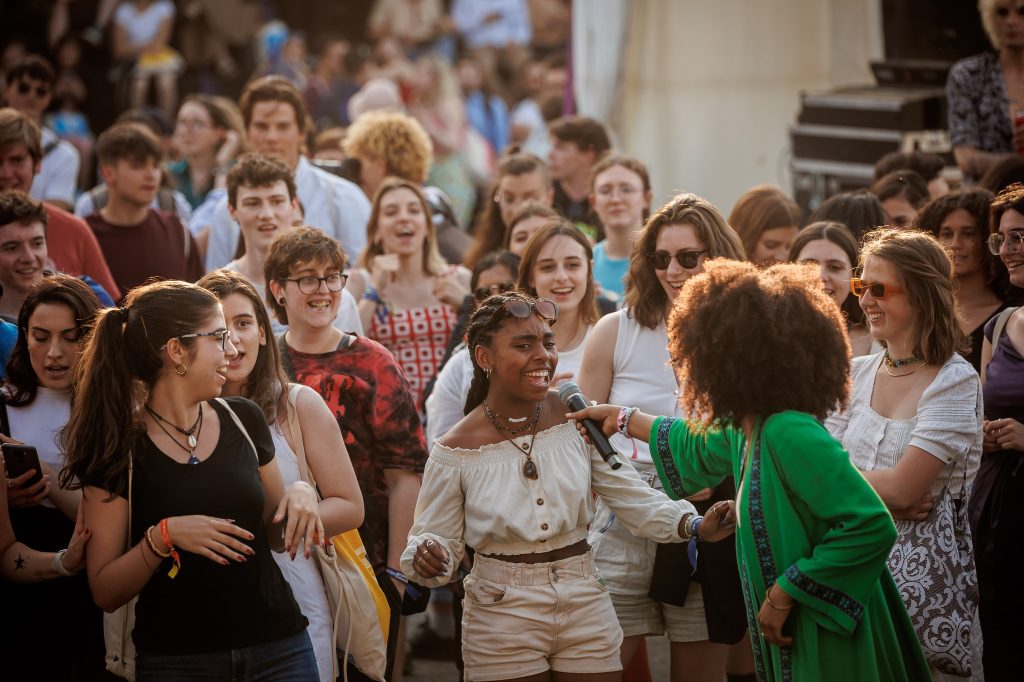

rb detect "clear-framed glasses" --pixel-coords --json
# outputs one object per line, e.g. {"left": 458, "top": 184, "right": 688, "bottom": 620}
{"left": 987, "top": 231, "right": 1024, "bottom": 255}
{"left": 595, "top": 184, "right": 642, "bottom": 198}
{"left": 281, "top": 272, "right": 348, "bottom": 294}
{"left": 175, "top": 118, "right": 212, "bottom": 131}
{"left": 160, "top": 329, "right": 231, "bottom": 351}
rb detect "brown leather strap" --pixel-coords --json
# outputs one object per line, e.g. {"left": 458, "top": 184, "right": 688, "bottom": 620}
{"left": 482, "top": 539, "right": 590, "bottom": 565}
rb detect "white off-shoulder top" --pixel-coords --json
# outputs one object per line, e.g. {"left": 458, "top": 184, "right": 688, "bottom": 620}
{"left": 401, "top": 421, "right": 693, "bottom": 587}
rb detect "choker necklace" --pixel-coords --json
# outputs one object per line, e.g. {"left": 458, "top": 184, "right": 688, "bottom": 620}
{"left": 484, "top": 401, "right": 543, "bottom": 479}
{"left": 883, "top": 350, "right": 921, "bottom": 369}
{"left": 483, "top": 401, "right": 539, "bottom": 436}
{"left": 882, "top": 351, "right": 925, "bottom": 378}
{"left": 146, "top": 404, "right": 204, "bottom": 464}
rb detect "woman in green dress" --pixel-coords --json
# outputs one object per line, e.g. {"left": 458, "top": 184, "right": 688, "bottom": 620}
{"left": 568, "top": 259, "right": 931, "bottom": 682}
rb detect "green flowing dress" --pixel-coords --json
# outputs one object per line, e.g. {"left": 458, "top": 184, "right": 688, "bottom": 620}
{"left": 650, "top": 411, "right": 930, "bottom": 682}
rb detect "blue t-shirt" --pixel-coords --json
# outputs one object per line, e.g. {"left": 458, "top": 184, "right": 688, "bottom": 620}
{"left": 0, "top": 320, "right": 17, "bottom": 377}
{"left": 593, "top": 241, "right": 629, "bottom": 298}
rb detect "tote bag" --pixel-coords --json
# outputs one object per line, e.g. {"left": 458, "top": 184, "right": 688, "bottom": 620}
{"left": 285, "top": 384, "right": 390, "bottom": 681}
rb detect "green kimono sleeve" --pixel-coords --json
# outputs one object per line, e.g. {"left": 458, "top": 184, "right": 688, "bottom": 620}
{"left": 649, "top": 416, "right": 733, "bottom": 500}
{"left": 768, "top": 413, "right": 898, "bottom": 636}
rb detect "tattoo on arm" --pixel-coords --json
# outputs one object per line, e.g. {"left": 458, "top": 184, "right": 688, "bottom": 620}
{"left": 14, "top": 554, "right": 26, "bottom": 570}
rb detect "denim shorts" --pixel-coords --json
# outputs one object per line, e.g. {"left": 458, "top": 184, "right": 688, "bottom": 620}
{"left": 461, "top": 551, "right": 623, "bottom": 681}
{"left": 136, "top": 630, "right": 318, "bottom": 681}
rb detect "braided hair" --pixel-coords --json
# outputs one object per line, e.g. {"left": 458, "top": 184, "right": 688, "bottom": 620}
{"left": 462, "top": 290, "right": 541, "bottom": 415}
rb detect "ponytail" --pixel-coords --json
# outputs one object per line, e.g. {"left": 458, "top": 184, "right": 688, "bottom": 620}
{"left": 60, "top": 280, "right": 220, "bottom": 496}
{"left": 60, "top": 307, "right": 141, "bottom": 495}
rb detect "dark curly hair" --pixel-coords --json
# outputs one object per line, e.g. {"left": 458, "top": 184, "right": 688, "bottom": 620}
{"left": 463, "top": 291, "right": 550, "bottom": 415}
{"left": 667, "top": 259, "right": 850, "bottom": 427}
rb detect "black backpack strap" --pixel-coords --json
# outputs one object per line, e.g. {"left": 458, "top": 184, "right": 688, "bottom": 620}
{"left": 277, "top": 333, "right": 296, "bottom": 381}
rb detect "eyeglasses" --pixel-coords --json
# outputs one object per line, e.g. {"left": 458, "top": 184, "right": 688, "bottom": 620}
{"left": 16, "top": 81, "right": 49, "bottom": 98}
{"left": 987, "top": 231, "right": 1024, "bottom": 255}
{"left": 849, "top": 278, "right": 906, "bottom": 299}
{"left": 159, "top": 329, "right": 232, "bottom": 351}
{"left": 595, "top": 184, "right": 642, "bottom": 198}
{"left": 996, "top": 5, "right": 1024, "bottom": 18}
{"left": 648, "top": 249, "right": 706, "bottom": 270}
{"left": 281, "top": 272, "right": 348, "bottom": 294}
{"left": 487, "top": 296, "right": 559, "bottom": 325}
{"left": 474, "top": 281, "right": 516, "bottom": 302}
{"left": 175, "top": 118, "right": 211, "bottom": 131}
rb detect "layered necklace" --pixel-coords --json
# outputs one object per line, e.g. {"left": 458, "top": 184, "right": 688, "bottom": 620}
{"left": 146, "top": 404, "right": 204, "bottom": 464}
{"left": 484, "top": 401, "right": 543, "bottom": 480}
{"left": 882, "top": 350, "right": 925, "bottom": 377}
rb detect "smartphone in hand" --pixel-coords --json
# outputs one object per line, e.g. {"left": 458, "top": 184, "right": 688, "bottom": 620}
{"left": 2, "top": 443, "right": 43, "bottom": 487}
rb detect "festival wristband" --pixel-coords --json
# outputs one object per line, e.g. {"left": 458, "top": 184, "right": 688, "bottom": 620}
{"left": 159, "top": 518, "right": 182, "bottom": 579}
{"left": 54, "top": 549, "right": 74, "bottom": 577}
{"left": 616, "top": 406, "right": 639, "bottom": 459}
{"left": 386, "top": 567, "right": 422, "bottom": 599}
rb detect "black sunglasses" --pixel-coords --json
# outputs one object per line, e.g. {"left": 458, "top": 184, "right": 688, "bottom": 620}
{"left": 474, "top": 281, "right": 515, "bottom": 302}
{"left": 16, "top": 81, "right": 49, "bottom": 98}
{"left": 997, "top": 5, "right": 1024, "bottom": 18}
{"left": 648, "top": 249, "right": 706, "bottom": 270}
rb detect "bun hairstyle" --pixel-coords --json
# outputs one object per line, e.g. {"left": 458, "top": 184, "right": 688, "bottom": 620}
{"left": 463, "top": 290, "right": 545, "bottom": 415}
{"left": 60, "top": 280, "right": 221, "bottom": 495}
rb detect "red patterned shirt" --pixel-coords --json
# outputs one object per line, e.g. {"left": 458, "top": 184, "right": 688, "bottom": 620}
{"left": 282, "top": 335, "right": 428, "bottom": 574}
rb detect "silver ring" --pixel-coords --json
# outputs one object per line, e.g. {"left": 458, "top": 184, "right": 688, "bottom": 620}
{"left": 6, "top": 478, "right": 13, "bottom": 488}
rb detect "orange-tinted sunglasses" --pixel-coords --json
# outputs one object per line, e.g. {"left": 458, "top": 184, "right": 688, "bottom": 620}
{"left": 850, "top": 278, "right": 905, "bottom": 299}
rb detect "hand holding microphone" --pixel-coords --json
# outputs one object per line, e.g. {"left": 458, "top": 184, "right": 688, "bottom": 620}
{"left": 559, "top": 382, "right": 623, "bottom": 470}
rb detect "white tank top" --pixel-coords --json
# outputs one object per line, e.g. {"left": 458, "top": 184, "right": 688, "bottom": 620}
{"left": 270, "top": 423, "right": 334, "bottom": 682}
{"left": 607, "top": 310, "right": 683, "bottom": 464}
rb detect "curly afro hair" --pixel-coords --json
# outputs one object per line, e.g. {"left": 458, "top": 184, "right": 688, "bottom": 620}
{"left": 668, "top": 259, "right": 850, "bottom": 427}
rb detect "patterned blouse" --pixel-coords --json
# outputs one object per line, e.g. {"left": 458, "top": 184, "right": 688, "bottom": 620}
{"left": 370, "top": 303, "right": 459, "bottom": 411}
{"left": 947, "top": 51, "right": 1014, "bottom": 178}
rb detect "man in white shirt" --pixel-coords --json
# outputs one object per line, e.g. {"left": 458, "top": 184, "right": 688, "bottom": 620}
{"left": 2, "top": 55, "right": 80, "bottom": 211}
{"left": 203, "top": 76, "right": 370, "bottom": 271}
{"left": 223, "top": 152, "right": 362, "bottom": 335}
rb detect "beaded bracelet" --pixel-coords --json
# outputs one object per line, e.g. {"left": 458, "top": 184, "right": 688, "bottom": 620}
{"left": 145, "top": 525, "right": 171, "bottom": 558}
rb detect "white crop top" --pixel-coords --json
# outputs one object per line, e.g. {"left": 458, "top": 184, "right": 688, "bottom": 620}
{"left": 401, "top": 421, "right": 693, "bottom": 587}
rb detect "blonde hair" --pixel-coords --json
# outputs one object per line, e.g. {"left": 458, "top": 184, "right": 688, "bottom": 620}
{"left": 859, "top": 229, "right": 968, "bottom": 364}
{"left": 979, "top": 0, "right": 1006, "bottom": 49}
{"left": 342, "top": 110, "right": 432, "bottom": 184}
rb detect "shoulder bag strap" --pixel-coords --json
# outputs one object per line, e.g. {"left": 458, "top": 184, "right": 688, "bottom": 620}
{"left": 285, "top": 383, "right": 318, "bottom": 495}
{"left": 214, "top": 398, "right": 258, "bottom": 465}
{"left": 992, "top": 306, "right": 1020, "bottom": 347}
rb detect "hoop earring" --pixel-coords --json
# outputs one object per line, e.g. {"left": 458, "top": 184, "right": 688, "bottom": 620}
{"left": 174, "top": 363, "right": 188, "bottom": 377}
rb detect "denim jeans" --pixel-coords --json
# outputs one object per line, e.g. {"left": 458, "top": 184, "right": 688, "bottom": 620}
{"left": 136, "top": 630, "right": 318, "bottom": 681}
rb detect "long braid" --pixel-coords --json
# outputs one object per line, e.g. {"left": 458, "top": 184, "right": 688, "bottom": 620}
{"left": 462, "top": 292, "right": 536, "bottom": 414}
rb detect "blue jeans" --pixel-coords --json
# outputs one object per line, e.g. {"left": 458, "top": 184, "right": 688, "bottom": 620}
{"left": 136, "top": 630, "right": 318, "bottom": 681}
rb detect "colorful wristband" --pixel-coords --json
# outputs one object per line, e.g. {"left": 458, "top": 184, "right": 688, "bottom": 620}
{"left": 159, "top": 518, "right": 182, "bottom": 579}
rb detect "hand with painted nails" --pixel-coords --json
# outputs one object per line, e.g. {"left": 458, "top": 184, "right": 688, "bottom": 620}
{"left": 164, "top": 516, "right": 255, "bottom": 565}
{"left": 412, "top": 538, "right": 450, "bottom": 578}
{"left": 274, "top": 481, "right": 324, "bottom": 560}
{"left": 61, "top": 503, "right": 91, "bottom": 574}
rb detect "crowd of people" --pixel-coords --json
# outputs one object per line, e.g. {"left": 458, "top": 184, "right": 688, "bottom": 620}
{"left": 1, "top": 1, "right": 1024, "bottom": 682}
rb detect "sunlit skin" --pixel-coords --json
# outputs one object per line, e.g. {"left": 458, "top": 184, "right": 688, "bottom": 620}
{"left": 0, "top": 143, "right": 40, "bottom": 192}
{"left": 591, "top": 164, "right": 650, "bottom": 261}
{"left": 0, "top": 220, "right": 46, "bottom": 299}
{"left": 376, "top": 187, "right": 429, "bottom": 258}
{"left": 102, "top": 157, "right": 161, "bottom": 209}
{"left": 509, "top": 215, "right": 552, "bottom": 257}
{"left": 269, "top": 259, "right": 343, "bottom": 333}
{"left": 229, "top": 181, "right": 298, "bottom": 259}
{"left": 796, "top": 239, "right": 853, "bottom": 307}
{"left": 529, "top": 234, "right": 587, "bottom": 319}
{"left": 859, "top": 256, "right": 914, "bottom": 351}
{"left": 751, "top": 225, "right": 799, "bottom": 266}
{"left": 218, "top": 293, "right": 265, "bottom": 390}
{"left": 653, "top": 223, "right": 707, "bottom": 316}
{"left": 997, "top": 207, "right": 1024, "bottom": 287}
{"left": 27, "top": 303, "right": 84, "bottom": 392}
{"left": 496, "top": 170, "right": 552, "bottom": 226}
{"left": 247, "top": 101, "right": 303, "bottom": 169}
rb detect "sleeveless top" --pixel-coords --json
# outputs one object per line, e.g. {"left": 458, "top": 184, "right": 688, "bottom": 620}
{"left": 608, "top": 310, "right": 682, "bottom": 464}
{"left": 270, "top": 422, "right": 334, "bottom": 682}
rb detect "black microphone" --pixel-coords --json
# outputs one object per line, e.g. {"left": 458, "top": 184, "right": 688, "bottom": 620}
{"left": 558, "top": 382, "right": 622, "bottom": 470}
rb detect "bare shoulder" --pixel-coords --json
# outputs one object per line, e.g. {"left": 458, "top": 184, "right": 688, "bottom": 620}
{"left": 436, "top": 408, "right": 499, "bottom": 451}
{"left": 589, "top": 310, "right": 622, "bottom": 346}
